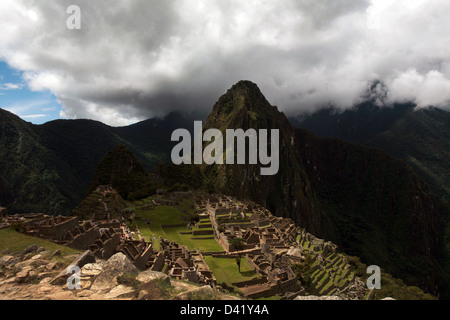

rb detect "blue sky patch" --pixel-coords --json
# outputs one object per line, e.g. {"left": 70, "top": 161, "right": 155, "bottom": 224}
{"left": 0, "top": 61, "right": 62, "bottom": 124}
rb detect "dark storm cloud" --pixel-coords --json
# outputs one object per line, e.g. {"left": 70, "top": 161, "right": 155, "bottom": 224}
{"left": 1, "top": 0, "right": 449, "bottom": 126}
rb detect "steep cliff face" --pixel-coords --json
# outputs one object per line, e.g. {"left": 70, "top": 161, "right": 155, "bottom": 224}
{"left": 296, "top": 129, "right": 445, "bottom": 292}
{"left": 201, "top": 81, "right": 325, "bottom": 235}
{"left": 199, "top": 81, "right": 446, "bottom": 295}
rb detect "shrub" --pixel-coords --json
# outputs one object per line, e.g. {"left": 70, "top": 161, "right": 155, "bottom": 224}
{"left": 11, "top": 222, "right": 27, "bottom": 234}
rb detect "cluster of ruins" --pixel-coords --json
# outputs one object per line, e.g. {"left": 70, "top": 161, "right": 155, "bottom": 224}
{"left": 194, "top": 195, "right": 302, "bottom": 298}
{"left": 0, "top": 187, "right": 217, "bottom": 288}
{"left": 1, "top": 187, "right": 365, "bottom": 299}
{"left": 194, "top": 194, "right": 365, "bottom": 299}
{"left": 0, "top": 188, "right": 154, "bottom": 270}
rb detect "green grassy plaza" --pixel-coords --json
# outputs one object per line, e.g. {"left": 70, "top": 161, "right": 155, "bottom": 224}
{"left": 130, "top": 199, "right": 224, "bottom": 252}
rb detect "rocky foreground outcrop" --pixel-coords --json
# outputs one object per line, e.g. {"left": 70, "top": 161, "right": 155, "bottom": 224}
{"left": 0, "top": 246, "right": 239, "bottom": 300}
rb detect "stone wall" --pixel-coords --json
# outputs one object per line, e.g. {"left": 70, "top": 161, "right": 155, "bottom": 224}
{"left": 98, "top": 233, "right": 121, "bottom": 260}
{"left": 192, "top": 229, "right": 214, "bottom": 236}
{"left": 134, "top": 245, "right": 154, "bottom": 271}
{"left": 150, "top": 252, "right": 165, "bottom": 272}
{"left": 38, "top": 216, "right": 79, "bottom": 241}
{"left": 232, "top": 277, "right": 267, "bottom": 287}
{"left": 67, "top": 227, "right": 101, "bottom": 251}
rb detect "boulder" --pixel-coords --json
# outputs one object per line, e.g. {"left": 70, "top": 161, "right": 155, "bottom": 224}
{"left": 15, "top": 266, "right": 33, "bottom": 284}
{"left": 138, "top": 290, "right": 149, "bottom": 300}
{"left": 91, "top": 253, "right": 138, "bottom": 292}
{"left": 45, "top": 262, "right": 58, "bottom": 271}
{"left": 174, "top": 285, "right": 215, "bottom": 300}
{"left": 50, "top": 250, "right": 96, "bottom": 285}
{"left": 15, "top": 255, "right": 47, "bottom": 269}
{"left": 105, "top": 285, "right": 135, "bottom": 299}
{"left": 0, "top": 255, "right": 19, "bottom": 268}
{"left": 81, "top": 262, "right": 105, "bottom": 277}
{"left": 51, "top": 249, "right": 62, "bottom": 257}
{"left": 71, "top": 250, "right": 96, "bottom": 269}
{"left": 37, "top": 247, "right": 46, "bottom": 253}
{"left": 22, "top": 244, "right": 38, "bottom": 255}
{"left": 136, "top": 270, "right": 170, "bottom": 285}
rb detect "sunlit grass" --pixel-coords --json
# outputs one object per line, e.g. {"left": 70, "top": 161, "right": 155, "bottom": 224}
{"left": 204, "top": 256, "right": 258, "bottom": 288}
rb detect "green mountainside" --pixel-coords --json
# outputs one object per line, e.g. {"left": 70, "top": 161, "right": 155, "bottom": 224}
{"left": 0, "top": 109, "right": 81, "bottom": 214}
{"left": 86, "top": 144, "right": 159, "bottom": 201}
{"left": 0, "top": 108, "right": 196, "bottom": 215}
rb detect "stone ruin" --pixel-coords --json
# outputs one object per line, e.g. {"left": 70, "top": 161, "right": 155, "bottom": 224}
{"left": 205, "top": 195, "right": 299, "bottom": 253}
{"left": 194, "top": 193, "right": 366, "bottom": 300}
{"left": 159, "top": 238, "right": 216, "bottom": 286}
{"left": 1, "top": 189, "right": 366, "bottom": 300}
{"left": 1, "top": 186, "right": 155, "bottom": 272}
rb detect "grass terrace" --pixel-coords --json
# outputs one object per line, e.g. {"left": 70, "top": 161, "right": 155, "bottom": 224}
{"left": 204, "top": 256, "right": 259, "bottom": 289}
{"left": 163, "top": 226, "right": 223, "bottom": 252}
{"left": 0, "top": 228, "right": 81, "bottom": 256}
{"left": 131, "top": 201, "right": 224, "bottom": 252}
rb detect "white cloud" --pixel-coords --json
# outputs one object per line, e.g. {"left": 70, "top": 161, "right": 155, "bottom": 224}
{"left": 0, "top": 0, "right": 449, "bottom": 126}
{"left": 0, "top": 83, "right": 23, "bottom": 90}
{"left": 20, "top": 114, "right": 48, "bottom": 119}
{"left": 389, "top": 69, "right": 450, "bottom": 108}
{"left": 3, "top": 99, "right": 53, "bottom": 116}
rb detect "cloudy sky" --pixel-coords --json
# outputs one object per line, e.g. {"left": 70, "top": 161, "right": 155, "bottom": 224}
{"left": 1, "top": 0, "right": 450, "bottom": 126}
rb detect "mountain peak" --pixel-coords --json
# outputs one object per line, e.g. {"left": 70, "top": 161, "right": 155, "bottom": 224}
{"left": 230, "top": 80, "right": 260, "bottom": 91}
{"left": 205, "top": 81, "right": 285, "bottom": 131}
{"left": 222, "top": 80, "right": 272, "bottom": 112}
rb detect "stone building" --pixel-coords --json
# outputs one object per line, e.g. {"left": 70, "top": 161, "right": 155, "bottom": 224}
{"left": 160, "top": 238, "right": 216, "bottom": 286}
{"left": 34, "top": 216, "right": 80, "bottom": 242}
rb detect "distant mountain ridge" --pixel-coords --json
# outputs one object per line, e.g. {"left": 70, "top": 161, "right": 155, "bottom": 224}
{"left": 0, "top": 108, "right": 198, "bottom": 214}
{"left": 288, "top": 102, "right": 450, "bottom": 208}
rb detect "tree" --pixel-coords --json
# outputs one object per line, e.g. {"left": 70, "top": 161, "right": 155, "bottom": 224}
{"left": 230, "top": 237, "right": 246, "bottom": 252}
{"left": 230, "top": 238, "right": 246, "bottom": 273}
{"left": 235, "top": 257, "right": 241, "bottom": 273}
